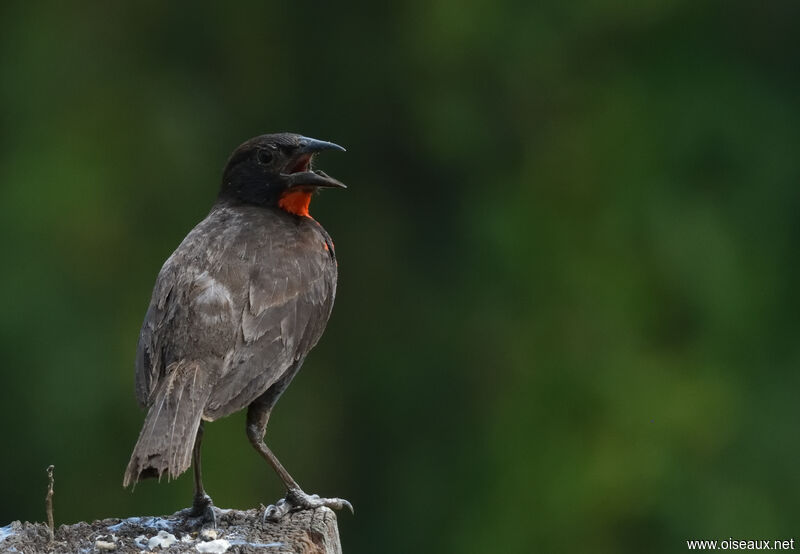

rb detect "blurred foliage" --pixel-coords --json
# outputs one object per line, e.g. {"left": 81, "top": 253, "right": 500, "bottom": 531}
{"left": 1, "top": 1, "right": 799, "bottom": 552}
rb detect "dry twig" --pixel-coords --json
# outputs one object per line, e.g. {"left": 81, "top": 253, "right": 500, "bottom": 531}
{"left": 45, "top": 464, "right": 55, "bottom": 542}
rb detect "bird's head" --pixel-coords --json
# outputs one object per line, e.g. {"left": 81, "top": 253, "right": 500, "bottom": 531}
{"left": 219, "top": 133, "right": 346, "bottom": 216}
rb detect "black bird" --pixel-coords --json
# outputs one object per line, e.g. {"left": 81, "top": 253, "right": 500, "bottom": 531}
{"left": 123, "top": 133, "right": 350, "bottom": 520}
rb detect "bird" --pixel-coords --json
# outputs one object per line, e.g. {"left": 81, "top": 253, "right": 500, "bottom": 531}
{"left": 123, "top": 133, "right": 351, "bottom": 521}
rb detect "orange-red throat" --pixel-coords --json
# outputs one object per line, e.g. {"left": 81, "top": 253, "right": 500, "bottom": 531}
{"left": 279, "top": 189, "right": 313, "bottom": 218}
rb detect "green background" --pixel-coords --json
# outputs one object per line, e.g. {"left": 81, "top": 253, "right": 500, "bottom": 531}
{"left": 1, "top": 2, "right": 798, "bottom": 552}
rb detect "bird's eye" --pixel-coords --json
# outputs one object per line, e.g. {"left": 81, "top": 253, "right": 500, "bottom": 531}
{"left": 257, "top": 150, "right": 273, "bottom": 165}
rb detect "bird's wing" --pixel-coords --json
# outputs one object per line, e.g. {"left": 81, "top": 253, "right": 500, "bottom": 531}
{"left": 134, "top": 215, "right": 242, "bottom": 408}
{"left": 135, "top": 206, "right": 337, "bottom": 417}
{"left": 203, "top": 214, "right": 337, "bottom": 418}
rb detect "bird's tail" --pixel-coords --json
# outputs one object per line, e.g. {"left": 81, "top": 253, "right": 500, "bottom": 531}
{"left": 123, "top": 361, "right": 212, "bottom": 488}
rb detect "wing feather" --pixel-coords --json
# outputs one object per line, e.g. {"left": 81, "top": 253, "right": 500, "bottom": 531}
{"left": 135, "top": 205, "right": 337, "bottom": 421}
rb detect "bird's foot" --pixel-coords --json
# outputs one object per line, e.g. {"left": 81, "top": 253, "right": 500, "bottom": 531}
{"left": 263, "top": 488, "right": 353, "bottom": 522}
{"left": 176, "top": 493, "right": 217, "bottom": 527}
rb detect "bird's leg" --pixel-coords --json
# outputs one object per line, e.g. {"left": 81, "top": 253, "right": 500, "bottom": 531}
{"left": 183, "top": 422, "right": 216, "bottom": 525}
{"left": 246, "top": 400, "right": 353, "bottom": 522}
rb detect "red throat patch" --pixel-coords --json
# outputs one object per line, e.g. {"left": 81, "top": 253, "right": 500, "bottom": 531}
{"left": 278, "top": 190, "right": 312, "bottom": 217}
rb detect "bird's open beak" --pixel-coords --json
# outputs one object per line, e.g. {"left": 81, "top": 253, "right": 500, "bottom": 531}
{"left": 282, "top": 136, "right": 347, "bottom": 189}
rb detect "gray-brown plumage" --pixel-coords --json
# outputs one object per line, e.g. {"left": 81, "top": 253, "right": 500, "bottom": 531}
{"left": 123, "top": 133, "right": 350, "bottom": 520}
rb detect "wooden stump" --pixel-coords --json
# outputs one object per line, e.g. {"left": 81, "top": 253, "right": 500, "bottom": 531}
{"left": 0, "top": 506, "right": 342, "bottom": 553}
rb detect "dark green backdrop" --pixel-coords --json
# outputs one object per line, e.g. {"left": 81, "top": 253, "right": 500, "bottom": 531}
{"left": 1, "top": 2, "right": 798, "bottom": 552}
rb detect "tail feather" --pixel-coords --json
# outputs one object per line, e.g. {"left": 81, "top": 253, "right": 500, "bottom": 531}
{"left": 123, "top": 361, "right": 211, "bottom": 487}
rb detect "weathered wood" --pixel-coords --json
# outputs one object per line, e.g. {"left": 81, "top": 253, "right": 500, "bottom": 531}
{"left": 0, "top": 506, "right": 342, "bottom": 553}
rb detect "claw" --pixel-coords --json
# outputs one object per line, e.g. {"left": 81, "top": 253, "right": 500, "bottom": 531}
{"left": 262, "top": 498, "right": 291, "bottom": 522}
{"left": 262, "top": 489, "right": 353, "bottom": 522}
{"left": 175, "top": 494, "right": 217, "bottom": 528}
